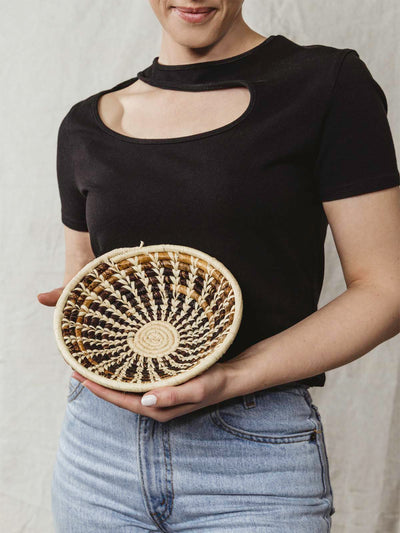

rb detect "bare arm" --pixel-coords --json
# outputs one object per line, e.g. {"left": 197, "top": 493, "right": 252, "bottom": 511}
{"left": 66, "top": 187, "right": 399, "bottom": 419}
{"left": 221, "top": 186, "right": 400, "bottom": 396}
{"left": 37, "top": 226, "right": 95, "bottom": 307}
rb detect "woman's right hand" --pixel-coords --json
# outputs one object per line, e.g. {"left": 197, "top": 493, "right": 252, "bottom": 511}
{"left": 37, "top": 287, "right": 65, "bottom": 307}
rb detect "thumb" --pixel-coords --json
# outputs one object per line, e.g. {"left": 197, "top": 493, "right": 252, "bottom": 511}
{"left": 141, "top": 387, "right": 181, "bottom": 408}
{"left": 37, "top": 286, "right": 65, "bottom": 307}
{"left": 141, "top": 380, "right": 203, "bottom": 408}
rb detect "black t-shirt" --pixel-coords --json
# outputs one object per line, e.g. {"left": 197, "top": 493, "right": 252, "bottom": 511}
{"left": 56, "top": 34, "right": 400, "bottom": 388}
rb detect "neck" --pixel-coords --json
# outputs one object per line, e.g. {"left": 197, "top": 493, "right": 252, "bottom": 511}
{"left": 136, "top": 34, "right": 278, "bottom": 89}
{"left": 157, "top": 21, "right": 266, "bottom": 67}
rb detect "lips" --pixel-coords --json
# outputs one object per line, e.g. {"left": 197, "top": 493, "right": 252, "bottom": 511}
{"left": 175, "top": 6, "right": 214, "bottom": 13}
{"left": 172, "top": 6, "right": 216, "bottom": 23}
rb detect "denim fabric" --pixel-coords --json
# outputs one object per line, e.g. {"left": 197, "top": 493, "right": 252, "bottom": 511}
{"left": 51, "top": 376, "right": 335, "bottom": 532}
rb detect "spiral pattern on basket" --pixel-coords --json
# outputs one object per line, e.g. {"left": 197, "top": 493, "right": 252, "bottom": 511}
{"left": 61, "top": 250, "right": 237, "bottom": 384}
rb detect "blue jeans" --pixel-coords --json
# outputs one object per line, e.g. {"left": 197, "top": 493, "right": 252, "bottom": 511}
{"left": 51, "top": 376, "right": 335, "bottom": 532}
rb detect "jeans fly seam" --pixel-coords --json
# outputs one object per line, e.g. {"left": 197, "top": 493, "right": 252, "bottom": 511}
{"left": 137, "top": 416, "right": 168, "bottom": 532}
{"left": 157, "top": 423, "right": 174, "bottom": 522}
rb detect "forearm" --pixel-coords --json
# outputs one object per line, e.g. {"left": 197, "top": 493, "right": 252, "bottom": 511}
{"left": 221, "top": 281, "right": 400, "bottom": 398}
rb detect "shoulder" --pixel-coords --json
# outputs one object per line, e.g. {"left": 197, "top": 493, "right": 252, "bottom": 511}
{"left": 275, "top": 34, "right": 356, "bottom": 61}
{"left": 272, "top": 34, "right": 361, "bottom": 77}
{"left": 274, "top": 34, "right": 383, "bottom": 92}
{"left": 268, "top": 34, "right": 382, "bottom": 105}
{"left": 57, "top": 95, "right": 93, "bottom": 135}
{"left": 58, "top": 77, "right": 135, "bottom": 131}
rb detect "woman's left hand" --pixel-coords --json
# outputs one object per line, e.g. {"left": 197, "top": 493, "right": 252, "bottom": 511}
{"left": 71, "top": 362, "right": 230, "bottom": 422}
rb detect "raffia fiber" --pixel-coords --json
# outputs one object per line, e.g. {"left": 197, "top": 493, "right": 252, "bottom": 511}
{"left": 54, "top": 243, "right": 243, "bottom": 392}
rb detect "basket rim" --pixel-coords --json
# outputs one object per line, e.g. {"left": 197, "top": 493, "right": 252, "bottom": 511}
{"left": 53, "top": 243, "right": 243, "bottom": 392}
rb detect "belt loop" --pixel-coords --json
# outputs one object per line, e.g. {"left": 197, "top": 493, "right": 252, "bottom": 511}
{"left": 242, "top": 392, "right": 257, "bottom": 409}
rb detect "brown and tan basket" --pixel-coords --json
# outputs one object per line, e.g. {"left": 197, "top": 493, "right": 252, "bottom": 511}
{"left": 53, "top": 243, "right": 243, "bottom": 392}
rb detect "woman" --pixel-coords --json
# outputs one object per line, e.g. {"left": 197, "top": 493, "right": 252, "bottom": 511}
{"left": 38, "top": 1, "right": 400, "bottom": 531}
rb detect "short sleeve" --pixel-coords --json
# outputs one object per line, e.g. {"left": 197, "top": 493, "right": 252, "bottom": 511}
{"left": 56, "top": 112, "right": 88, "bottom": 231}
{"left": 314, "top": 49, "right": 400, "bottom": 202}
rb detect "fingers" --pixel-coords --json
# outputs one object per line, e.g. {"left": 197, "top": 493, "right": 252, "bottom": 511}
{"left": 37, "top": 287, "right": 64, "bottom": 307}
{"left": 71, "top": 371, "right": 211, "bottom": 422}
{"left": 81, "top": 379, "right": 143, "bottom": 412}
{"left": 73, "top": 372, "right": 206, "bottom": 409}
{"left": 82, "top": 379, "right": 200, "bottom": 421}
{"left": 71, "top": 371, "right": 148, "bottom": 412}
{"left": 141, "top": 378, "right": 206, "bottom": 408}
{"left": 142, "top": 363, "right": 226, "bottom": 410}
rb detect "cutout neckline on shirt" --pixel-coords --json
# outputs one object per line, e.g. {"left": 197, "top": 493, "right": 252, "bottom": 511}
{"left": 91, "top": 79, "right": 256, "bottom": 145}
{"left": 90, "top": 35, "right": 281, "bottom": 144}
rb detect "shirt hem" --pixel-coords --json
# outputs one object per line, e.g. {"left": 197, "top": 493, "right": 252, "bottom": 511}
{"left": 61, "top": 215, "right": 89, "bottom": 232}
{"left": 320, "top": 172, "right": 400, "bottom": 202}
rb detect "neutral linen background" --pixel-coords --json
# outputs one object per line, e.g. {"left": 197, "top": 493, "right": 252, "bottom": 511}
{"left": 2, "top": 1, "right": 399, "bottom": 531}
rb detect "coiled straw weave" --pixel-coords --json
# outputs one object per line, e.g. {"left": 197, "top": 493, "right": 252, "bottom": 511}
{"left": 54, "top": 243, "right": 243, "bottom": 392}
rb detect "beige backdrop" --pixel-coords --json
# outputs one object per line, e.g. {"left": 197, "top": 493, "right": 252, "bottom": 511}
{"left": 2, "top": 1, "right": 399, "bottom": 531}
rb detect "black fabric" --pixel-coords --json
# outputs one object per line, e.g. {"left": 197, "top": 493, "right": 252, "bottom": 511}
{"left": 56, "top": 34, "right": 400, "bottom": 388}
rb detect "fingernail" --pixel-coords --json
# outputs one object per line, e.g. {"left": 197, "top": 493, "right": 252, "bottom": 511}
{"left": 141, "top": 394, "right": 157, "bottom": 406}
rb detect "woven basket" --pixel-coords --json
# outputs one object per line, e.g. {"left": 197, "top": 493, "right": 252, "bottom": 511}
{"left": 53, "top": 243, "right": 243, "bottom": 392}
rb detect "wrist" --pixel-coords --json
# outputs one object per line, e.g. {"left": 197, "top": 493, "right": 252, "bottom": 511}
{"left": 216, "top": 340, "right": 277, "bottom": 399}
{"left": 215, "top": 358, "right": 251, "bottom": 401}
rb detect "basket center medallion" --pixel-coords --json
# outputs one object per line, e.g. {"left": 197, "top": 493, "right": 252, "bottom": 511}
{"left": 128, "top": 320, "right": 180, "bottom": 358}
